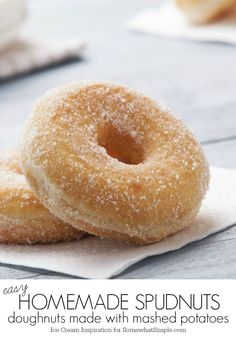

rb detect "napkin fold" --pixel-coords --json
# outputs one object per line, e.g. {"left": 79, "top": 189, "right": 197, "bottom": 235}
{"left": 0, "top": 36, "right": 85, "bottom": 80}
{"left": 0, "top": 166, "right": 235, "bottom": 279}
{"left": 128, "top": 1, "right": 236, "bottom": 45}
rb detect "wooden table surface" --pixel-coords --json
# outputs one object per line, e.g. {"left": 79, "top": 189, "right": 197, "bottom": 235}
{"left": 0, "top": 0, "right": 236, "bottom": 279}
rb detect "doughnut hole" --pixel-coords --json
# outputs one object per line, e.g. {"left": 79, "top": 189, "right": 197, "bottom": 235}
{"left": 97, "top": 123, "right": 145, "bottom": 165}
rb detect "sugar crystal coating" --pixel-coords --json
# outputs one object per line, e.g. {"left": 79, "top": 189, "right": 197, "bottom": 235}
{"left": 0, "top": 150, "right": 83, "bottom": 244}
{"left": 20, "top": 81, "right": 210, "bottom": 244}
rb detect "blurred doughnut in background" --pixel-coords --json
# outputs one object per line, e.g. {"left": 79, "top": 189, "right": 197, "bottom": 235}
{"left": 175, "top": 0, "right": 236, "bottom": 24}
{"left": 0, "top": 0, "right": 27, "bottom": 52}
{"left": 0, "top": 0, "right": 85, "bottom": 80}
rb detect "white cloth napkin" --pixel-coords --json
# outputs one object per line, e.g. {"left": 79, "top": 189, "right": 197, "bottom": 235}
{"left": 0, "top": 166, "right": 235, "bottom": 279}
{"left": 0, "top": 0, "right": 85, "bottom": 80}
{"left": 0, "top": 36, "right": 86, "bottom": 80}
{"left": 128, "top": 1, "right": 236, "bottom": 45}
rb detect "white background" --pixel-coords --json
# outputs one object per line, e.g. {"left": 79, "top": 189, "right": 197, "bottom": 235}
{"left": 0, "top": 280, "right": 235, "bottom": 336}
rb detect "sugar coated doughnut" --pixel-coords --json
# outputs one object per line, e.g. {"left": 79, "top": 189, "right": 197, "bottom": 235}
{"left": 20, "top": 81, "right": 209, "bottom": 244}
{"left": 176, "top": 0, "right": 236, "bottom": 23}
{"left": 0, "top": 150, "right": 84, "bottom": 244}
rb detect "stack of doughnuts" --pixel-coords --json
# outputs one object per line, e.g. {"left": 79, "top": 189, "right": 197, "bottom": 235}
{"left": 14, "top": 80, "right": 209, "bottom": 245}
{"left": 176, "top": 0, "right": 236, "bottom": 24}
{"left": 0, "top": 150, "right": 83, "bottom": 244}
